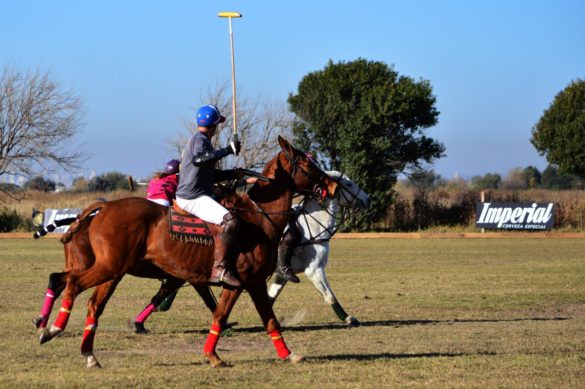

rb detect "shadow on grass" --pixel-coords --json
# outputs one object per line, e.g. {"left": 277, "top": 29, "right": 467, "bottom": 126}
{"left": 308, "top": 350, "right": 499, "bottom": 362}
{"left": 156, "top": 316, "right": 570, "bottom": 336}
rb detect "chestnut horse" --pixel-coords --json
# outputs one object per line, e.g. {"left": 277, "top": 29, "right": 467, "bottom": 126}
{"left": 38, "top": 137, "right": 337, "bottom": 368}
{"left": 32, "top": 207, "right": 220, "bottom": 334}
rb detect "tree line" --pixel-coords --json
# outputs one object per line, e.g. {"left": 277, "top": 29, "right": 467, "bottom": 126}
{"left": 1, "top": 62, "right": 584, "bottom": 231}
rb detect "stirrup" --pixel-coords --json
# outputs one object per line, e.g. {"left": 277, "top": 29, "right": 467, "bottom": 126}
{"left": 211, "top": 267, "right": 242, "bottom": 288}
{"left": 279, "top": 267, "right": 300, "bottom": 283}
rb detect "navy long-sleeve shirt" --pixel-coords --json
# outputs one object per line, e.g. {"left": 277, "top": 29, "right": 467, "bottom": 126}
{"left": 176, "top": 131, "right": 238, "bottom": 200}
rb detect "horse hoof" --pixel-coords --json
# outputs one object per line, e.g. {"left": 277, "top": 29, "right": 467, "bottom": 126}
{"left": 285, "top": 353, "right": 304, "bottom": 364}
{"left": 39, "top": 325, "right": 61, "bottom": 344}
{"left": 84, "top": 353, "right": 102, "bottom": 368}
{"left": 204, "top": 352, "right": 226, "bottom": 368}
{"left": 32, "top": 316, "right": 43, "bottom": 329}
{"left": 133, "top": 322, "right": 150, "bottom": 334}
{"left": 346, "top": 316, "right": 360, "bottom": 327}
{"left": 39, "top": 328, "right": 53, "bottom": 344}
{"left": 210, "top": 360, "right": 227, "bottom": 368}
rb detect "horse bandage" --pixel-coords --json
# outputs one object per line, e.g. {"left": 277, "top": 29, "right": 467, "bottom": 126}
{"left": 268, "top": 329, "right": 291, "bottom": 359}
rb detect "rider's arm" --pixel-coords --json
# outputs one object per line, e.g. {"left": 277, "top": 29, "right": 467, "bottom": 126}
{"left": 192, "top": 147, "right": 232, "bottom": 167}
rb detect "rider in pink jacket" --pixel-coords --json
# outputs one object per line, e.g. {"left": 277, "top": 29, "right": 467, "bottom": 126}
{"left": 146, "top": 159, "right": 180, "bottom": 207}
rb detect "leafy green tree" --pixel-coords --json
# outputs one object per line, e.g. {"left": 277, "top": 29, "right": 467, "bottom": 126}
{"left": 288, "top": 59, "right": 444, "bottom": 227}
{"left": 406, "top": 168, "right": 444, "bottom": 191}
{"left": 531, "top": 79, "right": 585, "bottom": 177}
{"left": 523, "top": 166, "right": 542, "bottom": 188}
{"left": 23, "top": 176, "right": 56, "bottom": 192}
{"left": 541, "top": 165, "right": 585, "bottom": 189}
{"left": 87, "top": 172, "right": 129, "bottom": 192}
{"left": 470, "top": 173, "right": 501, "bottom": 189}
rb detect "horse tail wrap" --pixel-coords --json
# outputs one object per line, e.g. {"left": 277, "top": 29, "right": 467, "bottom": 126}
{"left": 60, "top": 206, "right": 102, "bottom": 243}
{"left": 32, "top": 205, "right": 102, "bottom": 241}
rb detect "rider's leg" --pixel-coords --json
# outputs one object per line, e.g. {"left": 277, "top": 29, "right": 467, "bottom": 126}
{"left": 276, "top": 223, "right": 300, "bottom": 283}
{"left": 176, "top": 196, "right": 242, "bottom": 288}
{"left": 210, "top": 212, "right": 242, "bottom": 288}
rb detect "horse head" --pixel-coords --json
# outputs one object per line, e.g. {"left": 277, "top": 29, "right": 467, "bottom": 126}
{"left": 277, "top": 136, "right": 338, "bottom": 199}
{"left": 325, "top": 171, "right": 370, "bottom": 209}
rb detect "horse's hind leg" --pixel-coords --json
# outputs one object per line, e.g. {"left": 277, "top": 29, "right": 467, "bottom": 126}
{"left": 247, "top": 282, "right": 303, "bottom": 363}
{"left": 202, "top": 287, "right": 242, "bottom": 368}
{"left": 305, "top": 266, "right": 360, "bottom": 327}
{"left": 133, "top": 278, "right": 185, "bottom": 334}
{"left": 39, "top": 264, "right": 118, "bottom": 344}
{"left": 81, "top": 279, "right": 121, "bottom": 368}
{"left": 33, "top": 271, "right": 67, "bottom": 330}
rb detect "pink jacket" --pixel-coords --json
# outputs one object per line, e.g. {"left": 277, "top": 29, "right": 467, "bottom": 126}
{"left": 146, "top": 174, "right": 178, "bottom": 203}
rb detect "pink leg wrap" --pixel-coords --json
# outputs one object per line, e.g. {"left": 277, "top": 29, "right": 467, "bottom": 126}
{"left": 203, "top": 323, "right": 222, "bottom": 354}
{"left": 134, "top": 303, "right": 156, "bottom": 324}
{"left": 81, "top": 317, "right": 98, "bottom": 353}
{"left": 53, "top": 299, "right": 73, "bottom": 330}
{"left": 39, "top": 288, "right": 57, "bottom": 327}
{"left": 269, "top": 329, "right": 291, "bottom": 359}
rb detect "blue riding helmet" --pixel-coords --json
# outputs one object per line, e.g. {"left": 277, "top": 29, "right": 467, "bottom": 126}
{"left": 196, "top": 105, "right": 226, "bottom": 127}
{"left": 164, "top": 159, "right": 180, "bottom": 174}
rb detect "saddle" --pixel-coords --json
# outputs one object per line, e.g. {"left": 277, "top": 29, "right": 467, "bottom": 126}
{"left": 168, "top": 202, "right": 213, "bottom": 245}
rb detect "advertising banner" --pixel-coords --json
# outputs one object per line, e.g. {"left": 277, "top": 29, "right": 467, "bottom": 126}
{"left": 476, "top": 202, "right": 555, "bottom": 230}
{"left": 43, "top": 208, "right": 81, "bottom": 233}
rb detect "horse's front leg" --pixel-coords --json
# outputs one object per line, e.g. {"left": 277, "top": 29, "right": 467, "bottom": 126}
{"left": 305, "top": 265, "right": 360, "bottom": 327}
{"left": 82, "top": 279, "right": 121, "bottom": 368}
{"left": 247, "top": 282, "right": 304, "bottom": 363}
{"left": 267, "top": 276, "right": 288, "bottom": 306}
{"left": 202, "top": 287, "right": 241, "bottom": 368}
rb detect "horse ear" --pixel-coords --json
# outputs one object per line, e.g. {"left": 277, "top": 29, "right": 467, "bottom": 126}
{"left": 278, "top": 136, "right": 295, "bottom": 155}
{"left": 325, "top": 179, "right": 339, "bottom": 199}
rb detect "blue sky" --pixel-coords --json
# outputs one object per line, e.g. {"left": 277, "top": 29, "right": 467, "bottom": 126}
{"left": 2, "top": 0, "right": 584, "bottom": 182}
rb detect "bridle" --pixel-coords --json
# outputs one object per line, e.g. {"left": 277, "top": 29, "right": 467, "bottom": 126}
{"left": 282, "top": 149, "right": 328, "bottom": 201}
{"left": 294, "top": 172, "right": 366, "bottom": 245}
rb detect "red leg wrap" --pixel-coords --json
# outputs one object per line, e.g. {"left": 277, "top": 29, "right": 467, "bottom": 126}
{"left": 53, "top": 299, "right": 73, "bottom": 330}
{"left": 268, "top": 329, "right": 291, "bottom": 359}
{"left": 203, "top": 323, "right": 222, "bottom": 354}
{"left": 81, "top": 317, "right": 98, "bottom": 353}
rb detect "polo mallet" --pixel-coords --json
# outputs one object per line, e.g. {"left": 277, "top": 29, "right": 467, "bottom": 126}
{"left": 218, "top": 11, "right": 242, "bottom": 155}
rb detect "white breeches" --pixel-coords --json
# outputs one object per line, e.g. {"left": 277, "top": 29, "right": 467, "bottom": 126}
{"left": 148, "top": 198, "right": 170, "bottom": 207}
{"left": 175, "top": 195, "right": 229, "bottom": 225}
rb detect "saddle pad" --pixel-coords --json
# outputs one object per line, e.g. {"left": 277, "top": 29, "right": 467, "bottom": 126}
{"left": 168, "top": 208, "right": 213, "bottom": 245}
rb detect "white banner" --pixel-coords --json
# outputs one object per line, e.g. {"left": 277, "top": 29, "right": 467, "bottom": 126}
{"left": 43, "top": 209, "right": 81, "bottom": 233}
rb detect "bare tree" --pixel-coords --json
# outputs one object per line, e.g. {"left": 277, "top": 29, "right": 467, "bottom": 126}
{"left": 168, "top": 82, "right": 293, "bottom": 171}
{"left": 0, "top": 67, "right": 85, "bottom": 184}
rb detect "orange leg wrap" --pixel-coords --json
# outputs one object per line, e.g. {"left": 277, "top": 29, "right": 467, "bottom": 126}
{"left": 53, "top": 299, "right": 73, "bottom": 330}
{"left": 268, "top": 329, "right": 291, "bottom": 359}
{"left": 203, "top": 323, "right": 222, "bottom": 354}
{"left": 81, "top": 317, "right": 98, "bottom": 353}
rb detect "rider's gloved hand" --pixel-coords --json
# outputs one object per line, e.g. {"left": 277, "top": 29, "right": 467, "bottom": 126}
{"left": 228, "top": 141, "right": 241, "bottom": 155}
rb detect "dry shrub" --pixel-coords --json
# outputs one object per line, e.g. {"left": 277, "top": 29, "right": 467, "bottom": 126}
{"left": 381, "top": 187, "right": 585, "bottom": 232}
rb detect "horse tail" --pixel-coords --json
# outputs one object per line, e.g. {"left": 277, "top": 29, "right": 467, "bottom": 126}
{"left": 60, "top": 204, "right": 103, "bottom": 244}
{"left": 33, "top": 217, "right": 79, "bottom": 239}
{"left": 32, "top": 202, "right": 104, "bottom": 241}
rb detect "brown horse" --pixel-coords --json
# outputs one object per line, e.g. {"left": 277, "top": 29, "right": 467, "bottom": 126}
{"left": 32, "top": 207, "right": 220, "bottom": 334}
{"left": 38, "top": 136, "right": 337, "bottom": 368}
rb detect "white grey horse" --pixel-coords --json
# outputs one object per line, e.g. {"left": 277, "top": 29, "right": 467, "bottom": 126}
{"left": 267, "top": 171, "right": 369, "bottom": 327}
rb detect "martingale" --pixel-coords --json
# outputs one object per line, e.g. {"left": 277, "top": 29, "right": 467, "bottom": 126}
{"left": 168, "top": 208, "right": 213, "bottom": 245}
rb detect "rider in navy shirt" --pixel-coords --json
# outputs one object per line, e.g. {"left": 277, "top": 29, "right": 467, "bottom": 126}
{"left": 175, "top": 104, "right": 243, "bottom": 287}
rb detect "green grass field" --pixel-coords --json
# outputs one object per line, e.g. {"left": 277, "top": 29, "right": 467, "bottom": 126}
{"left": 1, "top": 237, "right": 584, "bottom": 388}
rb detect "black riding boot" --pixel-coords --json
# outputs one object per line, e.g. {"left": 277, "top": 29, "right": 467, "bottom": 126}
{"left": 276, "top": 228, "right": 300, "bottom": 283}
{"left": 209, "top": 213, "right": 242, "bottom": 288}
